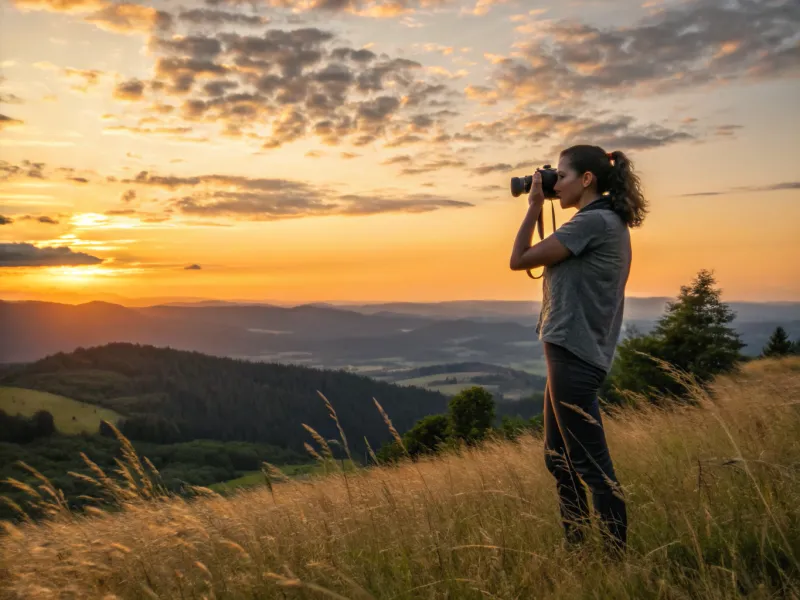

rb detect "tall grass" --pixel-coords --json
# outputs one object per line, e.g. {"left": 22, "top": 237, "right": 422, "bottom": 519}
{"left": 1, "top": 357, "right": 799, "bottom": 599}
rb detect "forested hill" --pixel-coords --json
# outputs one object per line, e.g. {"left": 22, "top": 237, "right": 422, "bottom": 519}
{"left": 0, "top": 343, "right": 449, "bottom": 457}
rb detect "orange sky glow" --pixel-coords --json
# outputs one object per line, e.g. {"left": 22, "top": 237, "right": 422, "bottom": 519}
{"left": 1, "top": 0, "right": 798, "bottom": 304}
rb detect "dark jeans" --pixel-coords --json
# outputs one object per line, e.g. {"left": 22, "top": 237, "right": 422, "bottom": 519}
{"left": 543, "top": 342, "right": 627, "bottom": 555}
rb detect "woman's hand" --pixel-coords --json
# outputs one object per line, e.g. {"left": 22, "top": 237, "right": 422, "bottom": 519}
{"left": 528, "top": 170, "right": 545, "bottom": 207}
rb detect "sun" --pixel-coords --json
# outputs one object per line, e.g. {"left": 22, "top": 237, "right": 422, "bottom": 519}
{"left": 46, "top": 265, "right": 108, "bottom": 285}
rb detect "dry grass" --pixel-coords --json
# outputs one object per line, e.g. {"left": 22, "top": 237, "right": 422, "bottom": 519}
{"left": 1, "top": 357, "right": 800, "bottom": 599}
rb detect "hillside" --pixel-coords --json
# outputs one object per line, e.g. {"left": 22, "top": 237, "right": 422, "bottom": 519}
{"left": 0, "top": 386, "right": 121, "bottom": 434}
{"left": 1, "top": 357, "right": 798, "bottom": 598}
{"left": 0, "top": 343, "right": 449, "bottom": 456}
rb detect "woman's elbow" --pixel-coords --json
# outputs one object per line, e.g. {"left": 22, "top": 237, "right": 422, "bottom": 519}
{"left": 509, "top": 256, "right": 531, "bottom": 271}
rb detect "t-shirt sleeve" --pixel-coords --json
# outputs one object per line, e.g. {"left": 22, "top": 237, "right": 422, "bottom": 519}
{"left": 553, "top": 211, "right": 607, "bottom": 257}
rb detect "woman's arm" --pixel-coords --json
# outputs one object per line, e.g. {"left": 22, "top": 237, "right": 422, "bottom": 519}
{"left": 509, "top": 171, "right": 571, "bottom": 271}
{"left": 509, "top": 202, "right": 571, "bottom": 270}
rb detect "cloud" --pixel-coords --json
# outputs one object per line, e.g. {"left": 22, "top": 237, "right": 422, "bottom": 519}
{"left": 0, "top": 114, "right": 24, "bottom": 131}
{"left": 0, "top": 92, "right": 24, "bottom": 104}
{"left": 398, "top": 157, "right": 467, "bottom": 175}
{"left": 464, "top": 110, "right": 693, "bottom": 151}
{"left": 184, "top": 263, "right": 202, "bottom": 270}
{"left": 104, "top": 208, "right": 171, "bottom": 223}
{"left": 179, "top": 9, "right": 269, "bottom": 26}
{"left": 483, "top": 0, "right": 799, "bottom": 107}
{"left": 0, "top": 216, "right": 13, "bottom": 225}
{"left": 63, "top": 68, "right": 105, "bottom": 93}
{"left": 0, "top": 242, "right": 103, "bottom": 267}
{"left": 113, "top": 79, "right": 146, "bottom": 101}
{"left": 470, "top": 161, "right": 549, "bottom": 176}
{"left": 10, "top": 0, "right": 105, "bottom": 12}
{"left": 84, "top": 3, "right": 173, "bottom": 34}
{"left": 1, "top": 159, "right": 46, "bottom": 180}
{"left": 103, "top": 27, "right": 458, "bottom": 150}
{"left": 381, "top": 155, "right": 412, "bottom": 165}
{"left": 245, "top": 0, "right": 453, "bottom": 18}
{"left": 18, "top": 215, "right": 61, "bottom": 224}
{"left": 122, "top": 169, "right": 473, "bottom": 219}
{"left": 462, "top": 0, "right": 512, "bottom": 17}
{"left": 682, "top": 181, "right": 800, "bottom": 197}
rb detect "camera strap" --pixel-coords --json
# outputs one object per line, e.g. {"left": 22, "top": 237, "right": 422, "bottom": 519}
{"left": 526, "top": 196, "right": 614, "bottom": 280}
{"left": 526, "top": 199, "right": 557, "bottom": 280}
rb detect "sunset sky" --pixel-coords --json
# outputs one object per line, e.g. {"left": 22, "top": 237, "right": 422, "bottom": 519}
{"left": 1, "top": 0, "right": 798, "bottom": 305}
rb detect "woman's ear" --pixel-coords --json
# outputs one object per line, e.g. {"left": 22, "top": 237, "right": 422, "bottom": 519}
{"left": 582, "top": 172, "right": 594, "bottom": 189}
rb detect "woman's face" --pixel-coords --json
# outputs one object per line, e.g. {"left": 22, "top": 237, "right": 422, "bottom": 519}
{"left": 554, "top": 156, "right": 588, "bottom": 209}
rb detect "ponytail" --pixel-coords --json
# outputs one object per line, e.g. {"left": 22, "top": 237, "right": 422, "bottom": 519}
{"left": 607, "top": 150, "right": 647, "bottom": 228}
{"left": 559, "top": 145, "right": 649, "bottom": 228}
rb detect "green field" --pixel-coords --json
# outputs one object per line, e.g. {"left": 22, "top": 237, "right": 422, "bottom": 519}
{"left": 394, "top": 371, "right": 488, "bottom": 387}
{"left": 0, "top": 386, "right": 122, "bottom": 435}
{"left": 210, "top": 461, "right": 358, "bottom": 493}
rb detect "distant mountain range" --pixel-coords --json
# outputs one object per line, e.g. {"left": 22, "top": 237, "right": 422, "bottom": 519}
{"left": 2, "top": 298, "right": 798, "bottom": 368}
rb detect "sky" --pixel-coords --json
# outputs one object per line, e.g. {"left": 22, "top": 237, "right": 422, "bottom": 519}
{"left": 0, "top": 0, "right": 798, "bottom": 305}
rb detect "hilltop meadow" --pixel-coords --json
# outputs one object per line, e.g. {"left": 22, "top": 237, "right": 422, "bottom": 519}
{"left": 1, "top": 356, "right": 799, "bottom": 599}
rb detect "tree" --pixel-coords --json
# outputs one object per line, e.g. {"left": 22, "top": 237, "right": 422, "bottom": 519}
{"left": 448, "top": 386, "right": 495, "bottom": 445}
{"left": 31, "top": 410, "right": 56, "bottom": 438}
{"left": 761, "top": 326, "right": 793, "bottom": 358}
{"left": 605, "top": 269, "right": 745, "bottom": 403}
{"left": 403, "top": 414, "right": 450, "bottom": 457}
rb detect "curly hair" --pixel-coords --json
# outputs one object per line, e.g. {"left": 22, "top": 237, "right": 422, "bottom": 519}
{"left": 559, "top": 144, "right": 648, "bottom": 228}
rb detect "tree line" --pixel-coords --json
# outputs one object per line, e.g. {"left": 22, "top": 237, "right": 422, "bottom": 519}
{"left": 1, "top": 344, "right": 449, "bottom": 457}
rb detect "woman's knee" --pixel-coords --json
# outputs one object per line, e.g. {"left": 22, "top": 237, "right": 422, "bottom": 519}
{"left": 569, "top": 453, "right": 618, "bottom": 494}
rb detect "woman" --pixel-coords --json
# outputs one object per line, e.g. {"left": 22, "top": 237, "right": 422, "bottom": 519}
{"left": 509, "top": 144, "right": 648, "bottom": 557}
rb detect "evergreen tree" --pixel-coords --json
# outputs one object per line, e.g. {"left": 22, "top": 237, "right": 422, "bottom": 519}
{"left": 448, "top": 386, "right": 495, "bottom": 445}
{"left": 761, "top": 326, "right": 793, "bottom": 358}
{"left": 605, "top": 269, "right": 745, "bottom": 402}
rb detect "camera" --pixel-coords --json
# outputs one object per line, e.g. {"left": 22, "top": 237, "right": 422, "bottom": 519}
{"left": 510, "top": 165, "right": 558, "bottom": 199}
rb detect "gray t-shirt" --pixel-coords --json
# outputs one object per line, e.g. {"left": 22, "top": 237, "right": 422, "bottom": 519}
{"left": 536, "top": 204, "right": 631, "bottom": 373}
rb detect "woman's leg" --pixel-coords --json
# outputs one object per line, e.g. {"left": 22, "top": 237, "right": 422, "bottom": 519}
{"left": 543, "top": 342, "right": 627, "bottom": 555}
{"left": 543, "top": 379, "right": 590, "bottom": 544}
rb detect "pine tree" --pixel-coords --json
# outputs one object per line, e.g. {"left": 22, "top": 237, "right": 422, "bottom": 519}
{"left": 605, "top": 269, "right": 745, "bottom": 403}
{"left": 761, "top": 326, "right": 793, "bottom": 358}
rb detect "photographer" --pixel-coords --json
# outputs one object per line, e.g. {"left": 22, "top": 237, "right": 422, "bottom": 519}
{"left": 509, "top": 144, "right": 648, "bottom": 557}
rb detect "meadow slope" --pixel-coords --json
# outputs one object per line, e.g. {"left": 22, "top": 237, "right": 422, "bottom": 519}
{"left": 1, "top": 358, "right": 799, "bottom": 599}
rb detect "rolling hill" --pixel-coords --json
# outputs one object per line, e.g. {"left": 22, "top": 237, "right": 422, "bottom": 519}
{"left": 0, "top": 343, "right": 450, "bottom": 456}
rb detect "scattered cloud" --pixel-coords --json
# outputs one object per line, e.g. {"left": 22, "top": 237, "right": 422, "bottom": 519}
{"left": 179, "top": 9, "right": 269, "bottom": 26}
{"left": 682, "top": 182, "right": 800, "bottom": 197}
{"left": 462, "top": 0, "right": 513, "bottom": 17}
{"left": 0, "top": 92, "right": 24, "bottom": 104}
{"left": 18, "top": 215, "right": 61, "bottom": 224}
{"left": 482, "top": 0, "right": 799, "bottom": 107}
{"left": 122, "top": 169, "right": 473, "bottom": 219}
{"left": 184, "top": 263, "right": 202, "bottom": 270}
{"left": 10, "top": 0, "right": 106, "bottom": 12}
{"left": 113, "top": 79, "right": 146, "bottom": 101}
{"left": 0, "top": 242, "right": 103, "bottom": 267}
{"left": 0, "top": 215, "right": 13, "bottom": 225}
{"left": 98, "top": 27, "right": 460, "bottom": 150}
{"left": 464, "top": 110, "right": 693, "bottom": 151}
{"left": 84, "top": 3, "right": 173, "bottom": 34}
{"left": 63, "top": 67, "right": 105, "bottom": 93}
{"left": 0, "top": 114, "right": 25, "bottom": 131}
